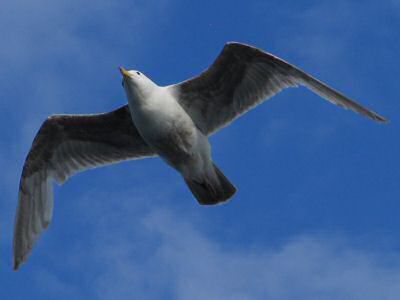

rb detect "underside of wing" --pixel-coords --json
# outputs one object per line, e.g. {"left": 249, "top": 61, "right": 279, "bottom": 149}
{"left": 14, "top": 105, "right": 155, "bottom": 270}
{"left": 172, "top": 42, "right": 387, "bottom": 135}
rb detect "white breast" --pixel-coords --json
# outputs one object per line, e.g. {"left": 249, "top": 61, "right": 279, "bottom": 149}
{"left": 127, "top": 86, "right": 195, "bottom": 142}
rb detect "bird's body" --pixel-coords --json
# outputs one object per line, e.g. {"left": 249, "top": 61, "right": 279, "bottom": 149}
{"left": 126, "top": 83, "right": 199, "bottom": 170}
{"left": 122, "top": 70, "right": 235, "bottom": 203}
{"left": 13, "top": 42, "right": 388, "bottom": 270}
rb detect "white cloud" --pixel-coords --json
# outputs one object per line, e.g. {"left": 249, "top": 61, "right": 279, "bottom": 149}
{"left": 141, "top": 210, "right": 400, "bottom": 300}
{"left": 0, "top": 0, "right": 173, "bottom": 134}
{"left": 40, "top": 190, "right": 400, "bottom": 300}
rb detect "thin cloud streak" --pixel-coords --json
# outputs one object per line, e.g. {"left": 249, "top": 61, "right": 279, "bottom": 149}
{"left": 47, "top": 189, "right": 400, "bottom": 300}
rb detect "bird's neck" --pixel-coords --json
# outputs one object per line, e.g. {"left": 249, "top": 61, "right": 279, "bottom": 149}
{"left": 126, "top": 82, "right": 158, "bottom": 106}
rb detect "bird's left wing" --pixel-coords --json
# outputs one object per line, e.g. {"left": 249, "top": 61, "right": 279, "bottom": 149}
{"left": 170, "top": 42, "right": 387, "bottom": 135}
{"left": 14, "top": 105, "right": 155, "bottom": 270}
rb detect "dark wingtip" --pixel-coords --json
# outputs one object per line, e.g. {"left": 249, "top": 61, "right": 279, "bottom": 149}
{"left": 370, "top": 113, "right": 389, "bottom": 124}
{"left": 378, "top": 118, "right": 389, "bottom": 124}
{"left": 13, "top": 252, "right": 25, "bottom": 271}
{"left": 13, "top": 259, "right": 21, "bottom": 271}
{"left": 380, "top": 116, "right": 389, "bottom": 124}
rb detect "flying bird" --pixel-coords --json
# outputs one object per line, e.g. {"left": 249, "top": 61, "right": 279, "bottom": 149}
{"left": 13, "top": 42, "right": 387, "bottom": 270}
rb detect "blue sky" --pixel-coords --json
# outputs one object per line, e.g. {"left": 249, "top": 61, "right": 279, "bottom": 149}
{"left": 0, "top": 0, "right": 399, "bottom": 299}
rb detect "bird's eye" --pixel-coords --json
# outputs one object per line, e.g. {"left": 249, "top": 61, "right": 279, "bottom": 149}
{"left": 136, "top": 71, "right": 141, "bottom": 75}
{"left": 121, "top": 80, "right": 124, "bottom": 87}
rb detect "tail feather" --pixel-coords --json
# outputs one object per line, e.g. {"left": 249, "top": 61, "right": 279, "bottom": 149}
{"left": 184, "top": 163, "right": 236, "bottom": 205}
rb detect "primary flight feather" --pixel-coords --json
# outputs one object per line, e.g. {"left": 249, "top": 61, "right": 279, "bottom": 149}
{"left": 13, "top": 42, "right": 387, "bottom": 270}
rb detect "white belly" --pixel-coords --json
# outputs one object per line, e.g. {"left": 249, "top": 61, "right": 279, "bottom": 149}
{"left": 127, "top": 88, "right": 209, "bottom": 171}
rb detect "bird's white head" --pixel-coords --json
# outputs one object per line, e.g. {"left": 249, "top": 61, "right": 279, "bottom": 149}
{"left": 119, "top": 67, "right": 157, "bottom": 101}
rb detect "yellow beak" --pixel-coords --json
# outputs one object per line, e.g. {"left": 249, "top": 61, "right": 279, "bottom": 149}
{"left": 119, "top": 66, "right": 131, "bottom": 77}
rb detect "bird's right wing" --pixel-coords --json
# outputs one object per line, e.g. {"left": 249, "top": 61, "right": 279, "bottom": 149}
{"left": 14, "top": 105, "right": 155, "bottom": 270}
{"left": 171, "top": 42, "right": 387, "bottom": 135}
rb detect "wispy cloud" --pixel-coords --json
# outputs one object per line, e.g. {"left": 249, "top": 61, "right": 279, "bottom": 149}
{"left": 0, "top": 0, "right": 174, "bottom": 253}
{"left": 0, "top": 0, "right": 172, "bottom": 126}
{"left": 38, "top": 189, "right": 400, "bottom": 300}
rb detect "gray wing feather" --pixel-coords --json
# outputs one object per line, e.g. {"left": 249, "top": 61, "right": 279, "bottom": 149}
{"left": 14, "top": 105, "right": 155, "bottom": 270}
{"left": 171, "top": 42, "right": 387, "bottom": 135}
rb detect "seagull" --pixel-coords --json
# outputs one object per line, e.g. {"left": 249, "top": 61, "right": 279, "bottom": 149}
{"left": 13, "top": 42, "right": 387, "bottom": 270}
